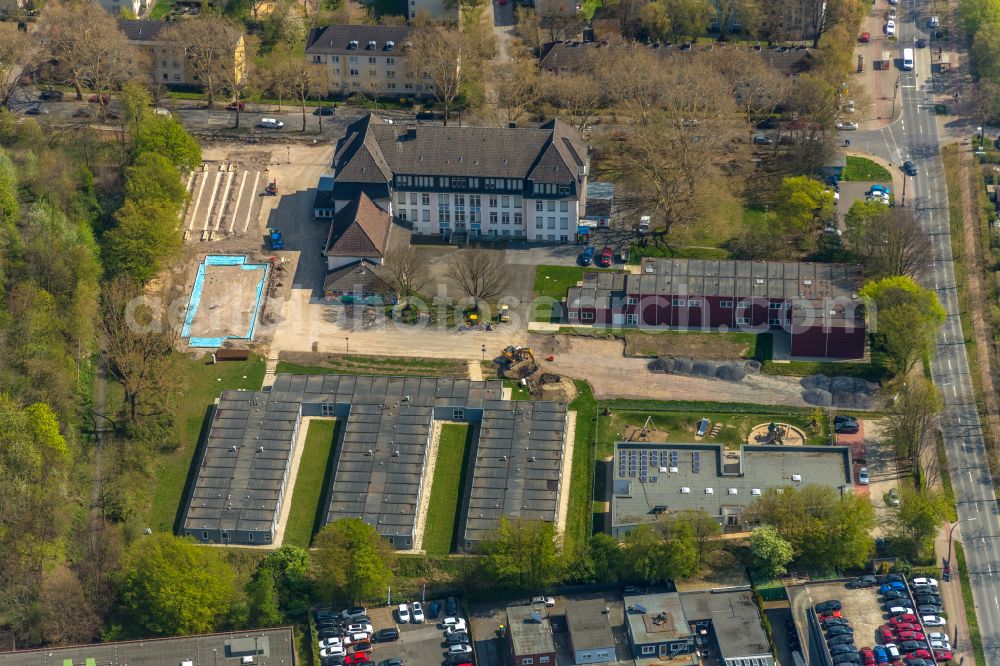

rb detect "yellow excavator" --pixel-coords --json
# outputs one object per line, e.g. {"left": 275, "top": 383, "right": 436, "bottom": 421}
{"left": 500, "top": 345, "right": 537, "bottom": 379}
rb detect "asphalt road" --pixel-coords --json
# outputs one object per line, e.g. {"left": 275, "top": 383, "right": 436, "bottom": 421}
{"left": 849, "top": 2, "right": 1000, "bottom": 661}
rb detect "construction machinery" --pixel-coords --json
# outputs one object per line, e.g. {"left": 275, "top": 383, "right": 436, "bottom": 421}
{"left": 268, "top": 228, "right": 284, "bottom": 250}
{"left": 265, "top": 180, "right": 278, "bottom": 195}
{"left": 500, "top": 345, "right": 537, "bottom": 379}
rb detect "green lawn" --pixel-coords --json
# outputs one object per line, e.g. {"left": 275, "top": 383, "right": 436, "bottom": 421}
{"left": 565, "top": 381, "right": 597, "bottom": 553}
{"left": 149, "top": 354, "right": 266, "bottom": 533}
{"left": 595, "top": 405, "right": 826, "bottom": 457}
{"left": 276, "top": 355, "right": 468, "bottom": 378}
{"left": 533, "top": 265, "right": 586, "bottom": 323}
{"left": 423, "top": 424, "right": 471, "bottom": 555}
{"left": 283, "top": 420, "right": 339, "bottom": 548}
{"left": 843, "top": 156, "right": 892, "bottom": 182}
{"left": 503, "top": 379, "right": 532, "bottom": 401}
{"left": 955, "top": 543, "right": 986, "bottom": 666}
{"left": 148, "top": 0, "right": 174, "bottom": 19}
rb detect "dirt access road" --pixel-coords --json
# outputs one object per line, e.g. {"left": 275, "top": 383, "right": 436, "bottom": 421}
{"left": 529, "top": 334, "right": 811, "bottom": 406}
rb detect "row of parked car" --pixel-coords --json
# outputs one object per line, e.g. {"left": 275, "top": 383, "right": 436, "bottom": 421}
{"left": 314, "top": 607, "right": 399, "bottom": 666}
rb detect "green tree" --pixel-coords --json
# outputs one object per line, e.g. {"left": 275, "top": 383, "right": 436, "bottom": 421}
{"left": 247, "top": 568, "right": 283, "bottom": 627}
{"left": 119, "top": 534, "right": 236, "bottom": 636}
{"left": 860, "top": 276, "right": 946, "bottom": 375}
{"left": 312, "top": 519, "right": 395, "bottom": 602}
{"left": 637, "top": 2, "right": 672, "bottom": 41}
{"left": 890, "top": 487, "right": 951, "bottom": 562}
{"left": 883, "top": 378, "right": 942, "bottom": 485}
{"left": 774, "top": 175, "right": 835, "bottom": 239}
{"left": 135, "top": 116, "right": 203, "bottom": 171}
{"left": 126, "top": 152, "right": 189, "bottom": 210}
{"left": 480, "top": 518, "right": 560, "bottom": 591}
{"left": 586, "top": 532, "right": 623, "bottom": 583}
{"left": 118, "top": 80, "right": 153, "bottom": 144}
{"left": 258, "top": 545, "right": 312, "bottom": 614}
{"left": 958, "top": 0, "right": 1000, "bottom": 37}
{"left": 673, "top": 509, "right": 722, "bottom": 565}
{"left": 661, "top": 0, "right": 714, "bottom": 38}
{"left": 103, "top": 199, "right": 183, "bottom": 283}
{"left": 623, "top": 525, "right": 671, "bottom": 583}
{"left": 971, "top": 23, "right": 1000, "bottom": 81}
{"left": 749, "top": 525, "right": 794, "bottom": 578}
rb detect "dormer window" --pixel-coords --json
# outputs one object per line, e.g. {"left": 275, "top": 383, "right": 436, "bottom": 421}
{"left": 348, "top": 40, "right": 358, "bottom": 50}
{"left": 367, "top": 40, "right": 377, "bottom": 49}
{"left": 386, "top": 40, "right": 395, "bottom": 50}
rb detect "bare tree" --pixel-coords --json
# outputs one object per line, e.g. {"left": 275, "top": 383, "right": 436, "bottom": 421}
{"left": 0, "top": 23, "right": 32, "bottom": 108}
{"left": 407, "top": 27, "right": 465, "bottom": 125}
{"left": 883, "top": 379, "right": 942, "bottom": 487}
{"left": 384, "top": 246, "right": 431, "bottom": 304}
{"left": 542, "top": 71, "right": 604, "bottom": 132}
{"left": 98, "top": 277, "right": 178, "bottom": 427}
{"left": 705, "top": 47, "right": 791, "bottom": 125}
{"left": 166, "top": 16, "right": 245, "bottom": 108}
{"left": 38, "top": 1, "right": 134, "bottom": 106}
{"left": 445, "top": 247, "right": 512, "bottom": 308}
{"left": 281, "top": 56, "right": 326, "bottom": 132}
{"left": 847, "top": 208, "right": 931, "bottom": 280}
{"left": 485, "top": 56, "right": 543, "bottom": 127}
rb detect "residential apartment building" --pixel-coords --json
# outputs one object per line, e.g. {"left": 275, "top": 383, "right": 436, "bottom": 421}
{"left": 118, "top": 19, "right": 245, "bottom": 88}
{"left": 305, "top": 25, "right": 417, "bottom": 97}
{"left": 316, "top": 114, "right": 590, "bottom": 243}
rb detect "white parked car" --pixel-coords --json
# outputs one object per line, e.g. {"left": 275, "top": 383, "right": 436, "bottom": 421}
{"left": 258, "top": 117, "right": 284, "bottom": 129}
{"left": 929, "top": 15, "right": 940, "bottom": 27}
{"left": 531, "top": 596, "right": 556, "bottom": 607}
{"left": 858, "top": 467, "right": 870, "bottom": 484}
{"left": 836, "top": 121, "right": 859, "bottom": 131}
{"left": 398, "top": 603, "right": 411, "bottom": 623}
{"left": 319, "top": 637, "right": 343, "bottom": 649}
{"left": 445, "top": 620, "right": 468, "bottom": 635}
{"left": 153, "top": 107, "right": 171, "bottom": 117}
{"left": 887, "top": 7, "right": 896, "bottom": 18}
{"left": 441, "top": 617, "right": 464, "bottom": 628}
{"left": 320, "top": 646, "right": 347, "bottom": 659}
{"left": 411, "top": 601, "right": 425, "bottom": 623}
{"left": 885, "top": 644, "right": 900, "bottom": 660}
{"left": 448, "top": 644, "right": 473, "bottom": 655}
{"left": 929, "top": 639, "right": 951, "bottom": 650}
{"left": 927, "top": 632, "right": 949, "bottom": 642}
{"left": 348, "top": 623, "right": 374, "bottom": 635}
{"left": 923, "top": 615, "right": 947, "bottom": 626}
{"left": 912, "top": 577, "right": 939, "bottom": 588}
{"left": 886, "top": 20, "right": 896, "bottom": 36}
{"left": 887, "top": 606, "right": 914, "bottom": 616}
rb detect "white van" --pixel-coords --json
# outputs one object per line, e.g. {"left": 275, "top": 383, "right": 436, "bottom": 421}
{"left": 902, "top": 47, "right": 914, "bottom": 71}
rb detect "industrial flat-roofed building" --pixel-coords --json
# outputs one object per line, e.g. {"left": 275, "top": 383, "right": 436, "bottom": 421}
{"left": 625, "top": 592, "right": 693, "bottom": 661}
{"left": 610, "top": 442, "right": 853, "bottom": 536}
{"left": 565, "top": 257, "right": 865, "bottom": 358}
{"left": 183, "top": 374, "right": 568, "bottom": 548}
{"left": 566, "top": 599, "right": 616, "bottom": 664}
{"left": 0, "top": 628, "right": 295, "bottom": 666}
{"left": 505, "top": 605, "right": 557, "bottom": 666}
{"left": 679, "top": 589, "right": 774, "bottom": 666}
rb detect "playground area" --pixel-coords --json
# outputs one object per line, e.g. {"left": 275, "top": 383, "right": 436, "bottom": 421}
{"left": 600, "top": 409, "right": 825, "bottom": 456}
{"left": 181, "top": 255, "right": 269, "bottom": 347}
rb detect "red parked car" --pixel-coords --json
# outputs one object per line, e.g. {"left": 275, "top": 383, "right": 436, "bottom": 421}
{"left": 344, "top": 653, "right": 370, "bottom": 665}
{"left": 877, "top": 626, "right": 895, "bottom": 643}
{"left": 890, "top": 615, "right": 919, "bottom": 625}
{"left": 905, "top": 650, "right": 932, "bottom": 661}
{"left": 597, "top": 247, "right": 613, "bottom": 267}
{"left": 932, "top": 650, "right": 952, "bottom": 662}
{"left": 860, "top": 648, "right": 876, "bottom": 665}
{"left": 88, "top": 94, "right": 110, "bottom": 105}
{"left": 860, "top": 31, "right": 871, "bottom": 42}
{"left": 896, "top": 631, "right": 925, "bottom": 642}
{"left": 227, "top": 100, "right": 245, "bottom": 111}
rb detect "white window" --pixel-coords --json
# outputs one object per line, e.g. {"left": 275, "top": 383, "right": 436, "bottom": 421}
{"left": 582, "top": 312, "right": 595, "bottom": 321}
{"left": 490, "top": 212, "right": 498, "bottom": 225}
{"left": 720, "top": 301, "right": 733, "bottom": 308}
{"left": 737, "top": 317, "right": 750, "bottom": 325}
{"left": 453, "top": 408, "right": 465, "bottom": 419}
{"left": 560, "top": 200, "right": 568, "bottom": 212}
{"left": 769, "top": 318, "right": 782, "bottom": 326}
{"left": 422, "top": 193, "right": 430, "bottom": 206}
{"left": 522, "top": 660, "right": 534, "bottom": 666}
{"left": 535, "top": 200, "right": 543, "bottom": 211}
{"left": 547, "top": 200, "right": 555, "bottom": 212}
{"left": 559, "top": 218, "right": 568, "bottom": 229}
{"left": 769, "top": 302, "right": 782, "bottom": 309}
{"left": 538, "top": 658, "right": 550, "bottom": 664}
{"left": 514, "top": 212, "right": 522, "bottom": 226}
{"left": 502, "top": 195, "right": 510, "bottom": 207}
{"left": 626, "top": 313, "right": 638, "bottom": 325}
{"left": 535, "top": 216, "right": 543, "bottom": 229}
{"left": 568, "top": 311, "right": 579, "bottom": 319}
{"left": 642, "top": 646, "right": 656, "bottom": 656}
{"left": 502, "top": 213, "right": 510, "bottom": 225}
{"left": 321, "top": 403, "right": 337, "bottom": 416}
{"left": 672, "top": 299, "right": 684, "bottom": 306}
{"left": 688, "top": 299, "right": 701, "bottom": 307}
{"left": 627, "top": 297, "right": 637, "bottom": 305}
{"left": 737, "top": 300, "right": 749, "bottom": 308}
{"left": 547, "top": 217, "right": 556, "bottom": 229}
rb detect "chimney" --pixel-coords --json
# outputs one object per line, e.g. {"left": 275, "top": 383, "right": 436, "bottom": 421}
{"left": 406, "top": 126, "right": 417, "bottom": 139}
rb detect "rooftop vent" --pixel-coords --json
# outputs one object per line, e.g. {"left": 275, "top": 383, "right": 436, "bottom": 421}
{"left": 751, "top": 488, "right": 761, "bottom": 496}
{"left": 791, "top": 474, "right": 802, "bottom": 482}
{"left": 669, "top": 466, "right": 678, "bottom": 473}
{"left": 728, "top": 488, "right": 738, "bottom": 495}
{"left": 705, "top": 487, "right": 714, "bottom": 494}
{"left": 681, "top": 487, "right": 690, "bottom": 494}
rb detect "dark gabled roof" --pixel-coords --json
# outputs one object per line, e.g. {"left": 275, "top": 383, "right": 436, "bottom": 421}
{"left": 117, "top": 19, "right": 169, "bottom": 41}
{"left": 322, "top": 260, "right": 394, "bottom": 296}
{"left": 332, "top": 113, "right": 587, "bottom": 186}
{"left": 325, "top": 193, "right": 393, "bottom": 257}
{"left": 306, "top": 24, "right": 414, "bottom": 56}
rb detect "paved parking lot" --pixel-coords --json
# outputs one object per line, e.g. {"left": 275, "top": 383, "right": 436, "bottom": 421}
{"left": 788, "top": 580, "right": 886, "bottom": 664}
{"left": 320, "top": 602, "right": 471, "bottom": 666}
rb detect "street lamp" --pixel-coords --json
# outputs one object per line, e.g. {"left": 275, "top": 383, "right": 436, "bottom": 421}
{"left": 345, "top": 336, "right": 350, "bottom": 356}
{"left": 481, "top": 344, "right": 486, "bottom": 362}
{"left": 945, "top": 516, "right": 977, "bottom": 580}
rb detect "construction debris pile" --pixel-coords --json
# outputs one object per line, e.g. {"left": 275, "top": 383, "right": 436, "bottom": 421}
{"left": 646, "top": 357, "right": 762, "bottom": 382}
{"left": 800, "top": 375, "right": 878, "bottom": 408}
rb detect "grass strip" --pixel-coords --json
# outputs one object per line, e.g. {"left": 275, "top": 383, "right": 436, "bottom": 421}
{"left": 565, "top": 381, "right": 597, "bottom": 553}
{"left": 955, "top": 543, "right": 986, "bottom": 665}
{"left": 423, "top": 424, "right": 470, "bottom": 555}
{"left": 283, "top": 420, "right": 338, "bottom": 548}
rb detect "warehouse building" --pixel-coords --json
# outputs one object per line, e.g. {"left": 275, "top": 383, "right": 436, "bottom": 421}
{"left": 565, "top": 258, "right": 865, "bottom": 359}
{"left": 183, "top": 374, "right": 568, "bottom": 548}
{"left": 610, "top": 442, "right": 853, "bottom": 536}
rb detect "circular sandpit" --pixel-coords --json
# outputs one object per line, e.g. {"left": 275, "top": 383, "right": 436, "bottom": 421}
{"left": 747, "top": 422, "right": 806, "bottom": 446}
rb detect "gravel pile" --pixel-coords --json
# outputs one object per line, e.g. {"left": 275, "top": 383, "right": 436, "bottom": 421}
{"left": 647, "top": 357, "right": 760, "bottom": 382}
{"left": 800, "top": 374, "right": 878, "bottom": 408}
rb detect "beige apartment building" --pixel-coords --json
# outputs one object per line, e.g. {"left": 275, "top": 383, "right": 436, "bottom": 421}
{"left": 305, "top": 25, "right": 424, "bottom": 97}
{"left": 118, "top": 19, "right": 246, "bottom": 88}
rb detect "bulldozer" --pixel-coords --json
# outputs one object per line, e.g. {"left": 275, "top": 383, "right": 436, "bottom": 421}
{"left": 500, "top": 345, "right": 537, "bottom": 379}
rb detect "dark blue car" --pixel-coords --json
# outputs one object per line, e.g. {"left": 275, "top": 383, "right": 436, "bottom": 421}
{"left": 880, "top": 582, "right": 906, "bottom": 594}
{"left": 579, "top": 246, "right": 596, "bottom": 266}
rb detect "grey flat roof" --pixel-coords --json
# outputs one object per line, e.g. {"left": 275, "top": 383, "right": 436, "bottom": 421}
{"left": 625, "top": 593, "right": 690, "bottom": 645}
{"left": 680, "top": 590, "right": 772, "bottom": 661}
{"left": 566, "top": 599, "right": 615, "bottom": 651}
{"left": 0, "top": 628, "right": 295, "bottom": 666}
{"left": 507, "top": 605, "right": 556, "bottom": 656}
{"left": 611, "top": 442, "right": 852, "bottom": 529}
{"left": 464, "top": 400, "right": 568, "bottom": 544}
{"left": 184, "top": 391, "right": 296, "bottom": 535}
